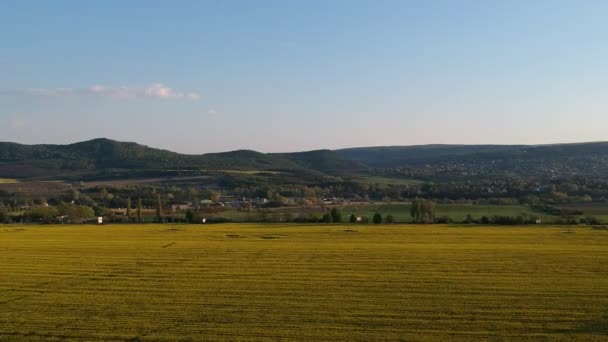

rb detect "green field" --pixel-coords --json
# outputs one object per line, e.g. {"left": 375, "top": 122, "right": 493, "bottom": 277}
{"left": 1, "top": 224, "right": 607, "bottom": 341}
{"left": 193, "top": 204, "right": 556, "bottom": 224}
{"left": 559, "top": 203, "right": 608, "bottom": 223}
{"left": 359, "top": 175, "right": 424, "bottom": 185}
{"left": 341, "top": 203, "right": 553, "bottom": 223}
{"left": 0, "top": 178, "right": 18, "bottom": 184}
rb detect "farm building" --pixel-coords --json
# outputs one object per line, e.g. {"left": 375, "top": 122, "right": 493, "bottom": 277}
{"left": 171, "top": 201, "right": 193, "bottom": 212}
{"left": 200, "top": 199, "right": 214, "bottom": 206}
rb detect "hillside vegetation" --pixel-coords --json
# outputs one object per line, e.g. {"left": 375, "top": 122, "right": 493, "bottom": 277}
{"left": 0, "top": 138, "right": 300, "bottom": 175}
{"left": 2, "top": 138, "right": 608, "bottom": 181}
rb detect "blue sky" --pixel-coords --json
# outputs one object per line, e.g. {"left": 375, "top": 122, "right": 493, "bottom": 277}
{"left": 1, "top": 0, "right": 607, "bottom": 153}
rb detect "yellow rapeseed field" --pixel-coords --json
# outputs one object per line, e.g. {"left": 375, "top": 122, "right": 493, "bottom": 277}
{"left": 1, "top": 224, "right": 607, "bottom": 341}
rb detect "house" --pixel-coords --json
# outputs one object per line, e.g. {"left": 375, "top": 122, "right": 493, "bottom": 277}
{"left": 251, "top": 198, "right": 268, "bottom": 206}
{"left": 200, "top": 199, "right": 214, "bottom": 206}
{"left": 219, "top": 195, "right": 236, "bottom": 203}
{"left": 171, "top": 201, "right": 193, "bottom": 212}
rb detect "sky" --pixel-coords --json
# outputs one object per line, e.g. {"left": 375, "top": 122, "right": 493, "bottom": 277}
{"left": 1, "top": 0, "right": 607, "bottom": 154}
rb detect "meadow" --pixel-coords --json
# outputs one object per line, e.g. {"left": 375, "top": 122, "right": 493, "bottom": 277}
{"left": 210, "top": 203, "right": 558, "bottom": 223}
{"left": 359, "top": 175, "right": 424, "bottom": 185}
{"left": 559, "top": 203, "right": 608, "bottom": 224}
{"left": 340, "top": 203, "right": 551, "bottom": 223}
{"left": 1, "top": 224, "right": 607, "bottom": 341}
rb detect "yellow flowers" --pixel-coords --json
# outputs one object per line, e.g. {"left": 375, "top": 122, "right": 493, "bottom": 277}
{"left": 0, "top": 224, "right": 607, "bottom": 340}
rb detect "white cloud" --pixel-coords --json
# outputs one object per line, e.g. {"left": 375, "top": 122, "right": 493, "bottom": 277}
{"left": 208, "top": 108, "right": 217, "bottom": 115}
{"left": 89, "top": 85, "right": 135, "bottom": 99}
{"left": 144, "top": 83, "right": 179, "bottom": 99}
{"left": 20, "top": 83, "right": 200, "bottom": 101}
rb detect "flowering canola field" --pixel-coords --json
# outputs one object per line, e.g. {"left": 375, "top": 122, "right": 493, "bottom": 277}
{"left": 1, "top": 224, "right": 607, "bottom": 341}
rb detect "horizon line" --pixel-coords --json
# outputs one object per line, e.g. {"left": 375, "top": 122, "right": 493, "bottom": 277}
{"left": 2, "top": 137, "right": 607, "bottom": 156}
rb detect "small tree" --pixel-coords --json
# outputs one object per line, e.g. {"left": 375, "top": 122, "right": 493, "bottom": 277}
{"left": 385, "top": 214, "right": 394, "bottom": 223}
{"left": 185, "top": 209, "right": 194, "bottom": 223}
{"left": 210, "top": 191, "right": 221, "bottom": 203}
{"left": 156, "top": 194, "right": 163, "bottom": 222}
{"left": 373, "top": 213, "right": 382, "bottom": 224}
{"left": 126, "top": 197, "right": 132, "bottom": 220}
{"left": 100, "top": 188, "right": 109, "bottom": 201}
{"left": 410, "top": 199, "right": 436, "bottom": 223}
{"left": 187, "top": 187, "right": 199, "bottom": 202}
{"left": 69, "top": 189, "right": 80, "bottom": 202}
{"left": 137, "top": 198, "right": 143, "bottom": 223}
{"left": 321, "top": 213, "right": 332, "bottom": 223}
{"left": 0, "top": 209, "right": 9, "bottom": 224}
{"left": 330, "top": 208, "right": 342, "bottom": 223}
{"left": 28, "top": 206, "right": 60, "bottom": 224}
{"left": 410, "top": 199, "right": 421, "bottom": 222}
{"left": 423, "top": 200, "right": 436, "bottom": 223}
{"left": 349, "top": 214, "right": 357, "bottom": 223}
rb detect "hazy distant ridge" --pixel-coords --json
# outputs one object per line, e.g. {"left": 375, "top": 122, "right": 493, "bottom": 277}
{"left": 1, "top": 138, "right": 608, "bottom": 179}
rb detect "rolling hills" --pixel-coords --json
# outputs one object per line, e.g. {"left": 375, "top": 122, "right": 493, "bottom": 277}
{"left": 1, "top": 138, "right": 608, "bottom": 181}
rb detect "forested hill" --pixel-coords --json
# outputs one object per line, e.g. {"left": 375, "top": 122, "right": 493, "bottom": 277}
{"left": 336, "top": 143, "right": 608, "bottom": 166}
{"left": 337, "top": 142, "right": 608, "bottom": 179}
{"left": 1, "top": 138, "right": 608, "bottom": 180}
{"left": 0, "top": 138, "right": 301, "bottom": 177}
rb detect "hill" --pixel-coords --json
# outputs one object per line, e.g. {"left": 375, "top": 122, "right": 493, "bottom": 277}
{"left": 338, "top": 142, "right": 608, "bottom": 179}
{"left": 336, "top": 145, "right": 526, "bottom": 166}
{"left": 2, "top": 138, "right": 608, "bottom": 181}
{"left": 277, "top": 149, "right": 366, "bottom": 174}
{"left": 0, "top": 139, "right": 289, "bottom": 179}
